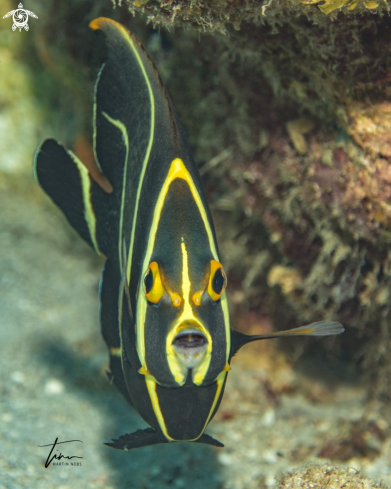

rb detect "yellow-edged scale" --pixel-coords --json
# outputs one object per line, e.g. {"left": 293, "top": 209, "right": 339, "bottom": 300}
{"left": 33, "top": 18, "right": 344, "bottom": 450}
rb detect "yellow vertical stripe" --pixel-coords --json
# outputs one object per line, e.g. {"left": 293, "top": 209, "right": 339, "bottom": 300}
{"left": 145, "top": 378, "right": 173, "bottom": 441}
{"left": 89, "top": 18, "right": 155, "bottom": 282}
{"left": 92, "top": 64, "right": 105, "bottom": 173}
{"left": 68, "top": 150, "right": 100, "bottom": 255}
{"left": 101, "top": 112, "right": 129, "bottom": 271}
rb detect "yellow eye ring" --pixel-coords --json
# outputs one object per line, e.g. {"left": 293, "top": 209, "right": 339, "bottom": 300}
{"left": 207, "top": 260, "right": 227, "bottom": 302}
{"left": 144, "top": 262, "right": 165, "bottom": 304}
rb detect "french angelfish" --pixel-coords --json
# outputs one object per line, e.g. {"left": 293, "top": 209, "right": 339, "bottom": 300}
{"left": 33, "top": 18, "right": 344, "bottom": 450}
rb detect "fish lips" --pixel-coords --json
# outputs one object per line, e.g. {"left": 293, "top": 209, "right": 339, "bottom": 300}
{"left": 172, "top": 328, "right": 208, "bottom": 370}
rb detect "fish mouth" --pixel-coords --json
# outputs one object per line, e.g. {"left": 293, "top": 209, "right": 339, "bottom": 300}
{"left": 172, "top": 329, "right": 208, "bottom": 368}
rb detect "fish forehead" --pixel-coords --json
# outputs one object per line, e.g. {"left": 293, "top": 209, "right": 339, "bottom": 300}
{"left": 152, "top": 178, "right": 213, "bottom": 292}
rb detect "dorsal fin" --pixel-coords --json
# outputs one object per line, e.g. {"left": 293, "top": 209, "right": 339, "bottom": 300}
{"left": 90, "top": 18, "right": 181, "bottom": 181}
{"left": 89, "top": 18, "right": 196, "bottom": 271}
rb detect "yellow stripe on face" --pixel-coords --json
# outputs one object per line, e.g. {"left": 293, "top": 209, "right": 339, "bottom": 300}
{"left": 101, "top": 112, "right": 129, "bottom": 272}
{"left": 180, "top": 239, "right": 192, "bottom": 318}
{"left": 68, "top": 150, "right": 101, "bottom": 255}
{"left": 164, "top": 240, "right": 212, "bottom": 386}
{"left": 137, "top": 158, "right": 229, "bottom": 371}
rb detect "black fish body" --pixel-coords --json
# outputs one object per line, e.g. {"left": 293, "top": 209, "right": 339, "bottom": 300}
{"left": 33, "top": 18, "right": 344, "bottom": 450}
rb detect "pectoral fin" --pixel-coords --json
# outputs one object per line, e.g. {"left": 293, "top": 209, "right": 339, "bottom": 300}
{"left": 33, "top": 138, "right": 111, "bottom": 255}
{"left": 230, "top": 321, "right": 344, "bottom": 358}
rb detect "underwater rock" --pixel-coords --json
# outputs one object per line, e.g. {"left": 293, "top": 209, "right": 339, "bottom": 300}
{"left": 123, "top": 0, "right": 390, "bottom": 28}
{"left": 276, "top": 463, "right": 386, "bottom": 488}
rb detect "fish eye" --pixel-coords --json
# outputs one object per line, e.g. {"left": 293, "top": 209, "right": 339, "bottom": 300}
{"left": 207, "top": 260, "right": 227, "bottom": 302}
{"left": 212, "top": 268, "right": 225, "bottom": 294}
{"left": 143, "top": 262, "right": 165, "bottom": 304}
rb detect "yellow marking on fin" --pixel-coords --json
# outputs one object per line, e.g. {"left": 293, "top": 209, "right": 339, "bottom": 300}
{"left": 290, "top": 327, "right": 314, "bottom": 335}
{"left": 89, "top": 17, "right": 155, "bottom": 282}
{"left": 89, "top": 18, "right": 103, "bottom": 30}
{"left": 102, "top": 112, "right": 129, "bottom": 271}
{"left": 110, "top": 347, "right": 122, "bottom": 357}
{"left": 34, "top": 141, "right": 102, "bottom": 256}
{"left": 68, "top": 150, "right": 101, "bottom": 255}
{"left": 92, "top": 64, "right": 104, "bottom": 173}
